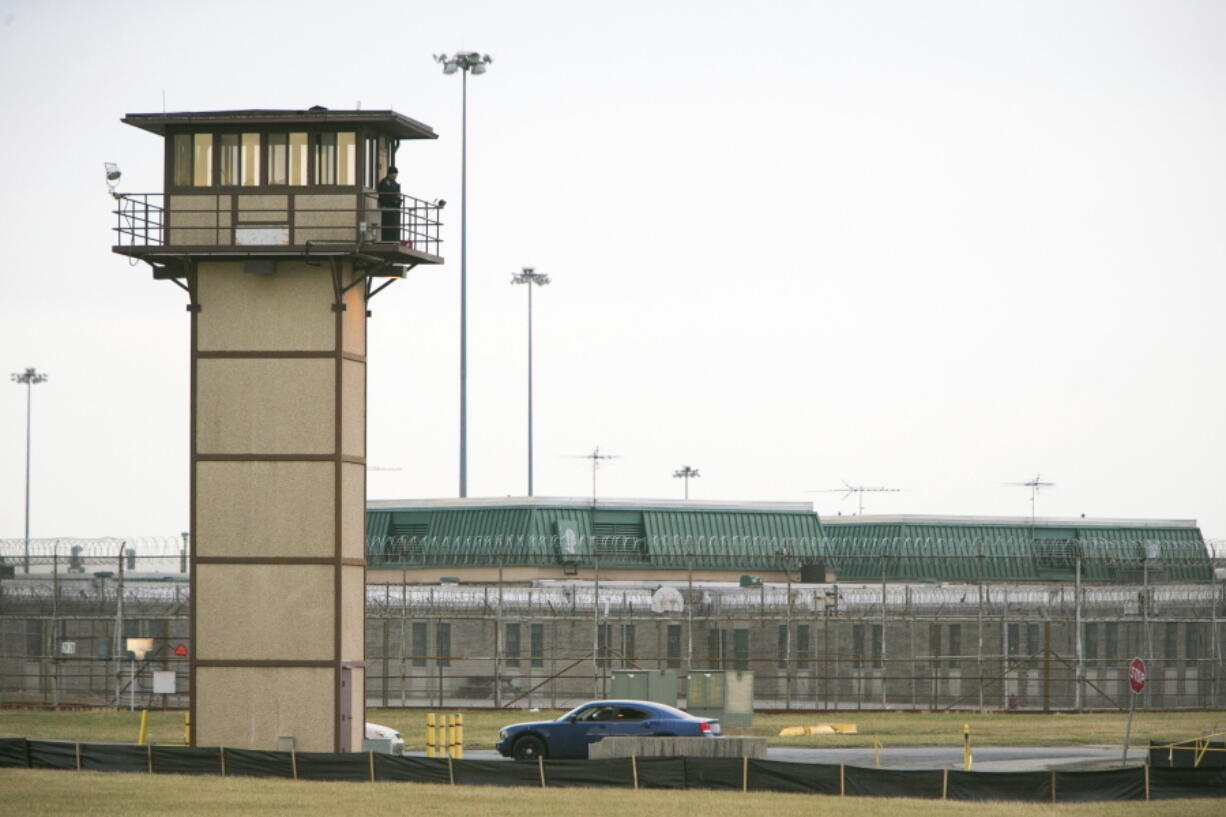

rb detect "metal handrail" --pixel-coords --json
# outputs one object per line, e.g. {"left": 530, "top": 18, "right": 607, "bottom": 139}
{"left": 112, "top": 191, "right": 443, "bottom": 256}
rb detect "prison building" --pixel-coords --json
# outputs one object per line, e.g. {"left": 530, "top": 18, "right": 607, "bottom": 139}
{"left": 822, "top": 514, "right": 1214, "bottom": 583}
{"left": 366, "top": 499, "right": 1213, "bottom": 585}
{"left": 366, "top": 497, "right": 828, "bottom": 584}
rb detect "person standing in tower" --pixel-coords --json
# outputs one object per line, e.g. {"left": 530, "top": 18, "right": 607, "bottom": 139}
{"left": 377, "top": 166, "right": 402, "bottom": 241}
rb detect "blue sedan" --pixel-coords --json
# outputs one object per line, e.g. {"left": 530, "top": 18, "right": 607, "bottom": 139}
{"left": 496, "top": 700, "right": 722, "bottom": 760}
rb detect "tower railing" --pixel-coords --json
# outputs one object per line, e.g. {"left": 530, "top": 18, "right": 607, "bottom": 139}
{"left": 112, "top": 192, "right": 443, "bottom": 256}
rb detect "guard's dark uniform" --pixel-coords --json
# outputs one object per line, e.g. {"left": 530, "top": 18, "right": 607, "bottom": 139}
{"left": 377, "top": 173, "right": 401, "bottom": 241}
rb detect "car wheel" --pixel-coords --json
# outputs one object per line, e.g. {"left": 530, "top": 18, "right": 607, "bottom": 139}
{"left": 512, "top": 735, "right": 547, "bottom": 762}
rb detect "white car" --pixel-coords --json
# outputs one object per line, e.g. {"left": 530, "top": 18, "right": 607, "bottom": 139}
{"left": 365, "top": 721, "right": 405, "bottom": 755}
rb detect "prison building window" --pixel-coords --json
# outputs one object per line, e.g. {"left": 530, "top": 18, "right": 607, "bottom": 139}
{"left": 411, "top": 622, "right": 427, "bottom": 667}
{"left": 436, "top": 622, "right": 451, "bottom": 668}
{"left": 666, "top": 624, "right": 681, "bottom": 669}
{"left": 707, "top": 628, "right": 724, "bottom": 669}
{"left": 337, "top": 132, "right": 356, "bottom": 185}
{"left": 1165, "top": 622, "right": 1179, "bottom": 660}
{"left": 872, "top": 623, "right": 883, "bottom": 669}
{"left": 267, "top": 134, "right": 289, "bottom": 185}
{"left": 621, "top": 624, "right": 636, "bottom": 665}
{"left": 530, "top": 623, "right": 544, "bottom": 668}
{"left": 1007, "top": 623, "right": 1020, "bottom": 659}
{"left": 173, "top": 133, "right": 214, "bottom": 186}
{"left": 1085, "top": 622, "right": 1098, "bottom": 662}
{"left": 854, "top": 624, "right": 866, "bottom": 669}
{"left": 1026, "top": 623, "right": 1040, "bottom": 666}
{"left": 1105, "top": 622, "right": 1119, "bottom": 659}
{"left": 597, "top": 623, "right": 612, "bottom": 669}
{"left": 797, "top": 624, "right": 811, "bottom": 669}
{"left": 1186, "top": 623, "right": 1201, "bottom": 660}
{"left": 364, "top": 137, "right": 380, "bottom": 188}
{"left": 947, "top": 624, "right": 960, "bottom": 668}
{"left": 732, "top": 628, "right": 749, "bottom": 671}
{"left": 241, "top": 133, "right": 261, "bottom": 185}
{"left": 314, "top": 133, "right": 337, "bottom": 185}
{"left": 777, "top": 625, "right": 788, "bottom": 669}
{"left": 592, "top": 511, "right": 647, "bottom": 560}
{"left": 504, "top": 623, "right": 521, "bottom": 668}
{"left": 219, "top": 134, "right": 240, "bottom": 186}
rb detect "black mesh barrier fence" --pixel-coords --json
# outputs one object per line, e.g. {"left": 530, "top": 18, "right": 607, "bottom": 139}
{"left": 449, "top": 758, "right": 543, "bottom": 787}
{"left": 1053, "top": 767, "right": 1144, "bottom": 802}
{"left": 947, "top": 770, "right": 1051, "bottom": 802}
{"left": 683, "top": 756, "right": 744, "bottom": 791}
{"left": 223, "top": 748, "right": 294, "bottom": 779}
{"left": 28, "top": 739, "right": 78, "bottom": 770}
{"left": 633, "top": 757, "right": 687, "bottom": 789}
{"left": 79, "top": 742, "right": 149, "bottom": 774}
{"left": 5, "top": 740, "right": 1226, "bottom": 801}
{"left": 0, "top": 738, "right": 30, "bottom": 768}
{"left": 747, "top": 758, "right": 841, "bottom": 795}
{"left": 539, "top": 757, "right": 635, "bottom": 788}
{"left": 843, "top": 766, "right": 943, "bottom": 799}
{"left": 1148, "top": 767, "right": 1226, "bottom": 799}
{"left": 372, "top": 755, "right": 452, "bottom": 784}
{"left": 294, "top": 751, "right": 373, "bottom": 782}
{"left": 150, "top": 745, "right": 221, "bottom": 775}
{"left": 1149, "top": 740, "right": 1226, "bottom": 768}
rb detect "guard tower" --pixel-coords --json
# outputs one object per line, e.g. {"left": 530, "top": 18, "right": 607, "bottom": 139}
{"left": 112, "top": 108, "right": 443, "bottom": 752}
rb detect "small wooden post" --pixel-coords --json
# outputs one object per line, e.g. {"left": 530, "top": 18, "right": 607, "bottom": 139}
{"left": 220, "top": 746, "right": 226, "bottom": 777}
{"left": 839, "top": 763, "right": 845, "bottom": 796}
{"left": 291, "top": 749, "right": 298, "bottom": 781}
{"left": 74, "top": 742, "right": 81, "bottom": 772}
{"left": 631, "top": 755, "right": 639, "bottom": 790}
{"left": 742, "top": 756, "right": 748, "bottom": 792}
{"left": 942, "top": 768, "right": 948, "bottom": 800}
{"left": 1144, "top": 764, "right": 1150, "bottom": 801}
{"left": 447, "top": 754, "right": 455, "bottom": 785}
{"left": 369, "top": 750, "right": 375, "bottom": 783}
{"left": 539, "top": 755, "right": 546, "bottom": 788}
{"left": 147, "top": 743, "right": 153, "bottom": 774}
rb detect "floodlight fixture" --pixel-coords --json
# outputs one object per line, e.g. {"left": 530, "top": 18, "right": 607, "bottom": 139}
{"left": 105, "top": 162, "right": 122, "bottom": 197}
{"left": 673, "top": 466, "right": 701, "bottom": 499}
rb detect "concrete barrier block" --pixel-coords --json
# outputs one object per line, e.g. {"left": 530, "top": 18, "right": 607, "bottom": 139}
{"left": 588, "top": 737, "right": 768, "bottom": 760}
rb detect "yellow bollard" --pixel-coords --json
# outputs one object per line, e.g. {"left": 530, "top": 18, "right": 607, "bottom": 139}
{"left": 872, "top": 736, "right": 882, "bottom": 768}
{"left": 455, "top": 712, "right": 464, "bottom": 759}
{"left": 138, "top": 710, "right": 149, "bottom": 746}
{"left": 446, "top": 714, "right": 454, "bottom": 759}
{"left": 184, "top": 711, "right": 191, "bottom": 746}
{"left": 426, "top": 712, "right": 436, "bottom": 758}
{"left": 962, "top": 724, "right": 972, "bottom": 771}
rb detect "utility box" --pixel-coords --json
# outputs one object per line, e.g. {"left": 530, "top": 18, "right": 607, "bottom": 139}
{"left": 610, "top": 669, "right": 678, "bottom": 706}
{"left": 686, "top": 670, "right": 754, "bottom": 726}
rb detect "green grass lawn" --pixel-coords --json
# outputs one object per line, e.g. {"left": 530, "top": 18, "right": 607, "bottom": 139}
{"left": 3, "top": 706, "right": 1222, "bottom": 752}
{"left": 2, "top": 768, "right": 1224, "bottom": 817}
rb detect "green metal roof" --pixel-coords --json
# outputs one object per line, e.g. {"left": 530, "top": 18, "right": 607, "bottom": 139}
{"left": 367, "top": 497, "right": 824, "bottom": 570}
{"left": 366, "top": 501, "right": 1212, "bottom": 582}
{"left": 822, "top": 515, "right": 1212, "bottom": 582}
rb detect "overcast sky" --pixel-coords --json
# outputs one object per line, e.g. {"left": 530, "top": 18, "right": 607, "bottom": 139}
{"left": 1, "top": 0, "right": 1223, "bottom": 541}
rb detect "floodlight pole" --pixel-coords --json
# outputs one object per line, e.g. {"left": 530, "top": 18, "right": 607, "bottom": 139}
{"left": 11, "top": 367, "right": 48, "bottom": 574}
{"left": 673, "top": 466, "right": 700, "bottom": 500}
{"left": 435, "top": 50, "right": 492, "bottom": 498}
{"left": 512, "top": 268, "right": 550, "bottom": 496}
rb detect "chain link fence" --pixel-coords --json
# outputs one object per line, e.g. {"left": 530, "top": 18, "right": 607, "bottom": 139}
{"left": 2, "top": 536, "right": 1223, "bottom": 712}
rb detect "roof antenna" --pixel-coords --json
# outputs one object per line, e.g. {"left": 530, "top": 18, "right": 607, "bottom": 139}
{"left": 807, "top": 481, "right": 900, "bottom": 515}
{"left": 571, "top": 446, "right": 618, "bottom": 502}
{"left": 1005, "top": 473, "right": 1055, "bottom": 525}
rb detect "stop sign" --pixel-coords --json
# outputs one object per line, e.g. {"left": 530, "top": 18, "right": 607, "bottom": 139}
{"left": 1128, "top": 657, "right": 1147, "bottom": 693}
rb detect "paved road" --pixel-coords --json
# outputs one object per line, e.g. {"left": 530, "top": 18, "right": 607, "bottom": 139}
{"left": 424, "top": 745, "right": 1134, "bottom": 772}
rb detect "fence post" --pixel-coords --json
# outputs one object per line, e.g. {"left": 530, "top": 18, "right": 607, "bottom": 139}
{"left": 539, "top": 755, "right": 546, "bottom": 788}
